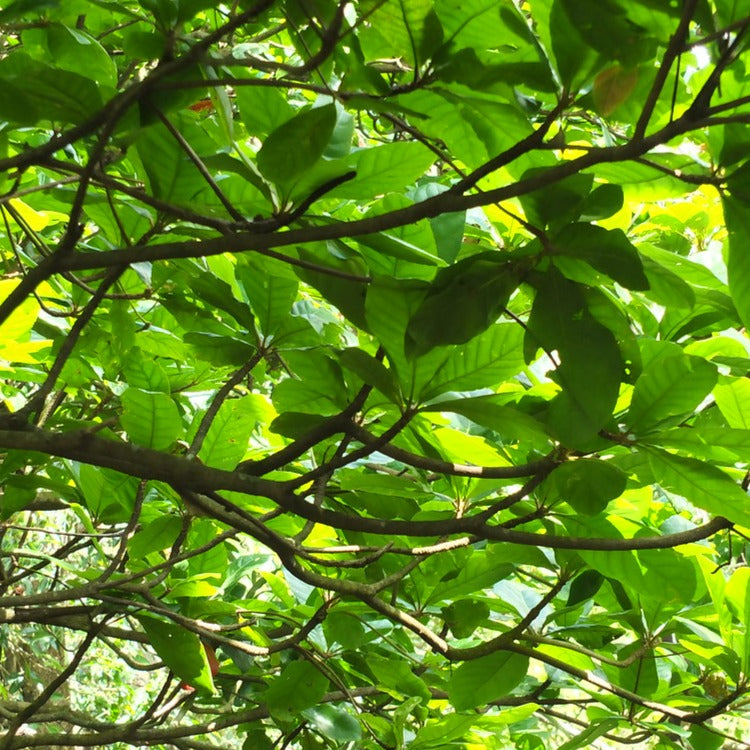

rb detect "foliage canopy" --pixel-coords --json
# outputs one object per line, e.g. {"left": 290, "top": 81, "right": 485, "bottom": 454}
{"left": 2, "top": 0, "right": 750, "bottom": 748}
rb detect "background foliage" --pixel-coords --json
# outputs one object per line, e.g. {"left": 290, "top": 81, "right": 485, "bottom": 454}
{"left": 1, "top": 0, "right": 750, "bottom": 748}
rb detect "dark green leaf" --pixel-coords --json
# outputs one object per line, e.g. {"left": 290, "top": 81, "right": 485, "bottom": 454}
{"left": 552, "top": 223, "right": 648, "bottom": 290}
{"left": 566, "top": 570, "right": 604, "bottom": 607}
{"left": 442, "top": 599, "right": 491, "bottom": 638}
{"left": 301, "top": 705, "right": 362, "bottom": 743}
{"left": 527, "top": 268, "right": 623, "bottom": 445}
{"left": 448, "top": 652, "right": 528, "bottom": 710}
{"left": 518, "top": 172, "right": 593, "bottom": 230}
{"left": 138, "top": 617, "right": 215, "bottom": 693}
{"left": 547, "top": 459, "right": 627, "bottom": 515}
{"left": 121, "top": 389, "right": 182, "bottom": 450}
{"left": 257, "top": 104, "right": 337, "bottom": 185}
{"left": 406, "top": 255, "right": 524, "bottom": 357}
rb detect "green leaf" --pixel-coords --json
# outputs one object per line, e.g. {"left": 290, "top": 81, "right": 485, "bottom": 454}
{"left": 235, "top": 82, "right": 294, "bottom": 137}
{"left": 301, "top": 705, "right": 362, "bottom": 743}
{"left": 566, "top": 570, "right": 604, "bottom": 607}
{"left": 138, "top": 617, "right": 215, "bottom": 693}
{"left": 31, "top": 24, "right": 117, "bottom": 90}
{"left": 547, "top": 459, "right": 627, "bottom": 515}
{"left": 422, "top": 394, "right": 550, "bottom": 444}
{"left": 448, "top": 652, "right": 528, "bottom": 710}
{"left": 73, "top": 465, "right": 139, "bottom": 520}
{"left": 527, "top": 268, "right": 623, "bottom": 445}
{"left": 627, "top": 347, "right": 717, "bottom": 432}
{"left": 725, "top": 567, "right": 750, "bottom": 626}
{"left": 725, "top": 567, "right": 750, "bottom": 670}
{"left": 557, "top": 719, "right": 620, "bottom": 750}
{"left": 645, "top": 447, "right": 750, "bottom": 527}
{"left": 714, "top": 376, "right": 750, "bottom": 429}
{"left": 559, "top": 0, "right": 655, "bottom": 66}
{"left": 121, "top": 389, "right": 182, "bottom": 451}
{"left": 128, "top": 515, "right": 182, "bottom": 559}
{"left": 406, "top": 255, "right": 523, "bottom": 356}
{"left": 638, "top": 548, "right": 697, "bottom": 604}
{"left": 257, "top": 104, "right": 337, "bottom": 185}
{"left": 368, "top": 656, "right": 431, "bottom": 702}
{"left": 725, "top": 193, "right": 750, "bottom": 332}
{"left": 337, "top": 347, "right": 401, "bottom": 402}
{"left": 197, "top": 396, "right": 265, "bottom": 470}
{"left": 425, "top": 549, "right": 512, "bottom": 606}
{"left": 133, "top": 115, "right": 208, "bottom": 204}
{"left": 335, "top": 141, "right": 436, "bottom": 199}
{"left": 552, "top": 223, "right": 648, "bottom": 290}
{"left": 324, "top": 610, "right": 366, "bottom": 650}
{"left": 183, "top": 332, "right": 256, "bottom": 366}
{"left": 442, "top": 599, "right": 491, "bottom": 638}
{"left": 122, "top": 350, "right": 170, "bottom": 393}
{"left": 264, "top": 660, "right": 329, "bottom": 719}
{"left": 0, "top": 54, "right": 103, "bottom": 125}
{"left": 580, "top": 184, "right": 624, "bottom": 221}
{"left": 420, "top": 322, "right": 526, "bottom": 399}
{"left": 519, "top": 171, "right": 593, "bottom": 230}
{"left": 236, "top": 261, "right": 298, "bottom": 338}
{"left": 0, "top": 0, "right": 60, "bottom": 21}
{"left": 649, "top": 426, "right": 750, "bottom": 463}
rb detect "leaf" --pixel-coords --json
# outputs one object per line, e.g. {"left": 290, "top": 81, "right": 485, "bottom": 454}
{"left": 138, "top": 617, "right": 215, "bottom": 693}
{"left": 547, "top": 459, "right": 627, "bottom": 515}
{"left": 0, "top": 54, "right": 103, "bottom": 125}
{"left": 301, "top": 705, "right": 361, "bottom": 743}
{"left": 406, "top": 255, "right": 523, "bottom": 356}
{"left": 263, "top": 660, "right": 329, "bottom": 719}
{"left": 422, "top": 394, "right": 550, "bottom": 444}
{"left": 638, "top": 548, "right": 697, "bottom": 604}
{"left": 257, "top": 104, "right": 337, "bottom": 185}
{"left": 557, "top": 719, "right": 620, "bottom": 750}
{"left": 725, "top": 567, "right": 750, "bottom": 626}
{"left": 725, "top": 190, "right": 750, "bottom": 331}
{"left": 627, "top": 349, "right": 717, "bottom": 432}
{"left": 649, "top": 426, "right": 750, "bottom": 463}
{"left": 420, "top": 322, "right": 526, "bottom": 398}
{"left": 337, "top": 347, "right": 401, "bottom": 402}
{"left": 121, "top": 389, "right": 182, "bottom": 451}
{"left": 552, "top": 223, "right": 649, "bottom": 290}
{"left": 128, "top": 515, "right": 182, "bottom": 559}
{"left": 448, "top": 652, "right": 528, "bottom": 710}
{"left": 645, "top": 447, "right": 750, "bottom": 527}
{"left": 236, "top": 261, "right": 298, "bottom": 338}
{"left": 442, "top": 599, "right": 491, "bottom": 638}
{"left": 593, "top": 64, "right": 639, "bottom": 115}
{"left": 519, "top": 171, "right": 593, "bottom": 230}
{"left": 335, "top": 141, "right": 436, "bottom": 199}
{"left": 714, "top": 376, "right": 750, "bottom": 429}
{"left": 235, "top": 82, "right": 294, "bottom": 137}
{"left": 724, "top": 567, "right": 750, "bottom": 670}
{"left": 197, "top": 396, "right": 265, "bottom": 470}
{"left": 557, "top": 0, "right": 655, "bottom": 67}
{"left": 425, "top": 549, "right": 513, "bottom": 606}
{"left": 368, "top": 656, "right": 431, "bottom": 702}
{"left": 73, "top": 465, "right": 139, "bottom": 520}
{"left": 133, "top": 115, "right": 208, "bottom": 204}
{"left": 324, "top": 611, "right": 366, "bottom": 650}
{"left": 580, "top": 183, "right": 624, "bottom": 221}
{"left": 566, "top": 570, "right": 604, "bottom": 607}
{"left": 527, "top": 268, "right": 623, "bottom": 445}
{"left": 39, "top": 24, "right": 117, "bottom": 90}
{"left": 413, "top": 181, "right": 466, "bottom": 263}
{"left": 183, "top": 332, "right": 256, "bottom": 366}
